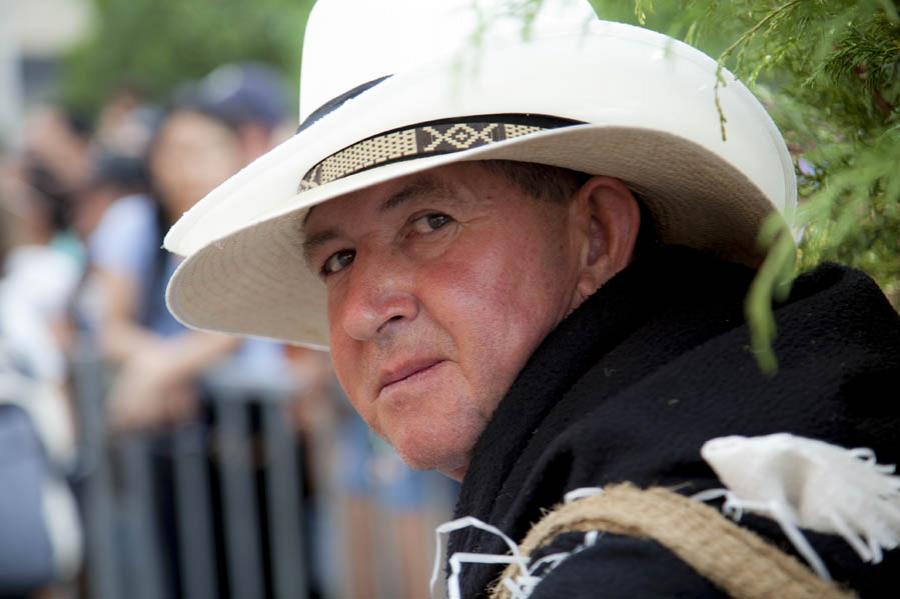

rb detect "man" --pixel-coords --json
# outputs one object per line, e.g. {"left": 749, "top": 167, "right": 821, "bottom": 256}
{"left": 301, "top": 163, "right": 639, "bottom": 481}
{"left": 164, "top": 0, "right": 900, "bottom": 596}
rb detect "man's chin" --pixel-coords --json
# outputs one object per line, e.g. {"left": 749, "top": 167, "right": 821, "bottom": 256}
{"left": 438, "top": 462, "right": 469, "bottom": 482}
{"left": 387, "top": 430, "right": 472, "bottom": 480}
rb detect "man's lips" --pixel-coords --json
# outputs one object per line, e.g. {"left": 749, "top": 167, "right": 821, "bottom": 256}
{"left": 377, "top": 358, "right": 445, "bottom": 396}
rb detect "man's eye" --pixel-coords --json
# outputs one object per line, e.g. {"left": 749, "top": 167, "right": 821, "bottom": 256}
{"left": 321, "top": 249, "right": 355, "bottom": 276}
{"left": 411, "top": 212, "right": 453, "bottom": 234}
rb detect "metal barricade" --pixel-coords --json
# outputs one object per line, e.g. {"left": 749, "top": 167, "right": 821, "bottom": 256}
{"left": 71, "top": 340, "right": 308, "bottom": 599}
{"left": 70, "top": 336, "right": 458, "bottom": 599}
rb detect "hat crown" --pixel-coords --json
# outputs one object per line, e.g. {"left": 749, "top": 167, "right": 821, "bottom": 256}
{"left": 166, "top": 0, "right": 797, "bottom": 348}
{"left": 299, "top": 0, "right": 597, "bottom": 122}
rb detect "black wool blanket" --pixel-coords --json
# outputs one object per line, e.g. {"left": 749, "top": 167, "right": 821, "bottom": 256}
{"left": 448, "top": 248, "right": 900, "bottom": 598}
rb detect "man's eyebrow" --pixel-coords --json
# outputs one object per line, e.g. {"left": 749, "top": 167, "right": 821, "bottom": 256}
{"left": 379, "top": 177, "right": 456, "bottom": 213}
{"left": 302, "top": 228, "right": 340, "bottom": 265}
{"left": 301, "top": 176, "right": 458, "bottom": 264}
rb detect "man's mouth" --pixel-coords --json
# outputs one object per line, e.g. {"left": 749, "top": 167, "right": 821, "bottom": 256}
{"left": 377, "top": 358, "right": 445, "bottom": 396}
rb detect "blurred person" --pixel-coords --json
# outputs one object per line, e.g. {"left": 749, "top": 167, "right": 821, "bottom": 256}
{"left": 193, "top": 62, "right": 288, "bottom": 164}
{"left": 21, "top": 106, "right": 94, "bottom": 265}
{"left": 68, "top": 145, "right": 156, "bottom": 366}
{"left": 0, "top": 187, "right": 81, "bottom": 389}
{"left": 0, "top": 141, "right": 82, "bottom": 597}
{"left": 70, "top": 148, "right": 153, "bottom": 242}
{"left": 84, "top": 68, "right": 306, "bottom": 599}
{"left": 88, "top": 65, "right": 288, "bottom": 399}
{"left": 0, "top": 145, "right": 81, "bottom": 390}
{"left": 80, "top": 106, "right": 242, "bottom": 598}
{"left": 86, "top": 66, "right": 288, "bottom": 425}
{"left": 92, "top": 84, "right": 152, "bottom": 156}
{"left": 90, "top": 104, "right": 243, "bottom": 428}
{"left": 23, "top": 105, "right": 93, "bottom": 201}
{"left": 70, "top": 94, "right": 159, "bottom": 242}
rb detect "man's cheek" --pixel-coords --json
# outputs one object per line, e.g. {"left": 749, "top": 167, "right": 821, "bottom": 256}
{"left": 330, "top": 348, "right": 375, "bottom": 425}
{"left": 427, "top": 258, "right": 509, "bottom": 321}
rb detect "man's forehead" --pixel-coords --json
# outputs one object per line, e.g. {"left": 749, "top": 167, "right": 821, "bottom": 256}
{"left": 301, "top": 166, "right": 475, "bottom": 230}
{"left": 300, "top": 168, "right": 474, "bottom": 262}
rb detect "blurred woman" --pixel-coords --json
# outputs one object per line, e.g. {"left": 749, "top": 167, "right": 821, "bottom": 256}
{"left": 88, "top": 103, "right": 245, "bottom": 427}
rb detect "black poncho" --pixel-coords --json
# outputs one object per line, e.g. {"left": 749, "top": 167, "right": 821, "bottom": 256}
{"left": 448, "top": 248, "right": 900, "bottom": 598}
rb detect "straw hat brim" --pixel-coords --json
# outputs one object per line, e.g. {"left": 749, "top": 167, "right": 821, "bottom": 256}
{"left": 164, "top": 21, "right": 795, "bottom": 348}
{"left": 167, "top": 123, "right": 776, "bottom": 349}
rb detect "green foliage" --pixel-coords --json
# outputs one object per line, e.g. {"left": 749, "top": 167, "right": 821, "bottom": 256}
{"left": 60, "top": 0, "right": 316, "bottom": 117}
{"left": 587, "top": 0, "right": 900, "bottom": 371}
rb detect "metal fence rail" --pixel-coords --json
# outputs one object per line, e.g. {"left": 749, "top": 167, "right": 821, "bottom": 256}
{"left": 70, "top": 338, "right": 457, "bottom": 599}
{"left": 71, "top": 341, "right": 309, "bottom": 599}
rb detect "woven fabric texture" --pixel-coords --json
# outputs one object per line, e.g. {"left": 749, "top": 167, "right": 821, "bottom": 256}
{"left": 299, "top": 121, "right": 544, "bottom": 190}
{"left": 489, "top": 483, "right": 855, "bottom": 599}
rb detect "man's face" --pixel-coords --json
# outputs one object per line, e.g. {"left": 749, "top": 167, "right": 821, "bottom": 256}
{"left": 303, "top": 163, "right": 584, "bottom": 479}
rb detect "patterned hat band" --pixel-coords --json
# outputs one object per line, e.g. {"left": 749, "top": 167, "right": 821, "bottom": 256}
{"left": 298, "top": 114, "right": 582, "bottom": 191}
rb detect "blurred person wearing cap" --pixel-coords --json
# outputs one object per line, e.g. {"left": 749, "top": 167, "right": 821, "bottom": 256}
{"left": 86, "top": 67, "right": 292, "bottom": 429}
{"left": 196, "top": 62, "right": 290, "bottom": 164}
{"left": 82, "top": 67, "right": 306, "bottom": 598}
{"left": 89, "top": 108, "right": 241, "bottom": 427}
{"left": 163, "top": 1, "right": 900, "bottom": 596}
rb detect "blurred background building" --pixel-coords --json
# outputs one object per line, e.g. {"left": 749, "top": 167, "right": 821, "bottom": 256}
{"left": 1, "top": 0, "right": 94, "bottom": 148}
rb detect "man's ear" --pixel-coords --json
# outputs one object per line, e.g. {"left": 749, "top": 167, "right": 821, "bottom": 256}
{"left": 570, "top": 175, "right": 640, "bottom": 302}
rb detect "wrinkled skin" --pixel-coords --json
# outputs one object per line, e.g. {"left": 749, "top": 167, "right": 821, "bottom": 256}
{"left": 303, "top": 163, "right": 639, "bottom": 479}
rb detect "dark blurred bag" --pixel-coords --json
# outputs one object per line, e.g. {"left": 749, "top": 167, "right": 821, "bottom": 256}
{"left": 0, "top": 346, "right": 81, "bottom": 595}
{"left": 0, "top": 402, "right": 57, "bottom": 593}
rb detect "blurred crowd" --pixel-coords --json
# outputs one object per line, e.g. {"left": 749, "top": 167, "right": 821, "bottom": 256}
{"left": 0, "top": 63, "right": 456, "bottom": 599}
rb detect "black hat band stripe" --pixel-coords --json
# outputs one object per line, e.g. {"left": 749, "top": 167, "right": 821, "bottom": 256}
{"left": 298, "top": 115, "right": 581, "bottom": 191}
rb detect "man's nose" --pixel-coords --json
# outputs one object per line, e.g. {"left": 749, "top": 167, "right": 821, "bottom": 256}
{"left": 338, "top": 253, "right": 419, "bottom": 342}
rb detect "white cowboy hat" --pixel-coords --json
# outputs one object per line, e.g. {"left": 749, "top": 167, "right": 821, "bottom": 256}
{"left": 164, "top": 0, "right": 796, "bottom": 349}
